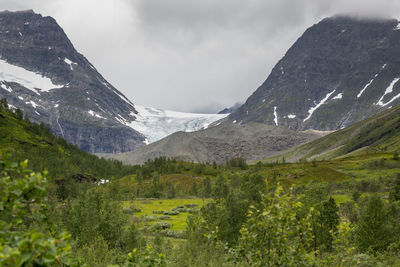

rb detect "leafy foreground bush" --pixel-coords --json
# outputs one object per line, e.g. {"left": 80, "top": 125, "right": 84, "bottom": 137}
{"left": 228, "top": 185, "right": 315, "bottom": 266}
{"left": 0, "top": 158, "right": 79, "bottom": 266}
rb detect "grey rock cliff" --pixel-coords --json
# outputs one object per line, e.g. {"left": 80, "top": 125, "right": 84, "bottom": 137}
{"left": 229, "top": 16, "right": 400, "bottom": 131}
{"left": 0, "top": 10, "right": 145, "bottom": 153}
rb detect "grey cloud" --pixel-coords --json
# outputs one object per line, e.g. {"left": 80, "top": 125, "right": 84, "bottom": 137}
{"left": 1, "top": 0, "right": 400, "bottom": 113}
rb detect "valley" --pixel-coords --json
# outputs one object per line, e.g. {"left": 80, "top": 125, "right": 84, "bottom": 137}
{"left": 1, "top": 7, "right": 400, "bottom": 267}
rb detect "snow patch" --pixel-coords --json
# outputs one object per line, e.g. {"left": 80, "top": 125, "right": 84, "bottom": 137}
{"left": 126, "top": 106, "right": 228, "bottom": 143}
{"left": 0, "top": 59, "right": 63, "bottom": 93}
{"left": 357, "top": 64, "right": 387, "bottom": 98}
{"left": 395, "top": 22, "right": 400, "bottom": 30}
{"left": 0, "top": 82, "right": 12, "bottom": 92}
{"left": 304, "top": 90, "right": 336, "bottom": 122}
{"left": 273, "top": 106, "right": 278, "bottom": 126}
{"left": 54, "top": 104, "right": 59, "bottom": 108}
{"left": 25, "top": 100, "right": 38, "bottom": 108}
{"left": 95, "top": 114, "right": 106, "bottom": 119}
{"left": 287, "top": 114, "right": 296, "bottom": 119}
{"left": 96, "top": 179, "right": 109, "bottom": 186}
{"left": 63, "top": 58, "right": 75, "bottom": 71}
{"left": 18, "top": 96, "right": 23, "bottom": 100}
{"left": 376, "top": 78, "right": 400, "bottom": 106}
{"left": 332, "top": 93, "right": 343, "bottom": 100}
{"left": 357, "top": 78, "right": 375, "bottom": 98}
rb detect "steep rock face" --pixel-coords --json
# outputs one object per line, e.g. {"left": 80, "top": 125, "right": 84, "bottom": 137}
{"left": 229, "top": 16, "right": 400, "bottom": 131}
{"left": 0, "top": 10, "right": 145, "bottom": 153}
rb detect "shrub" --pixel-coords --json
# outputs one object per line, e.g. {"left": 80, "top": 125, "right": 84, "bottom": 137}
{"left": 151, "top": 222, "right": 171, "bottom": 231}
{"left": 163, "top": 210, "right": 180, "bottom": 216}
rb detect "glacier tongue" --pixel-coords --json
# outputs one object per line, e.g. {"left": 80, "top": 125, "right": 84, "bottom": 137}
{"left": 128, "top": 105, "right": 228, "bottom": 144}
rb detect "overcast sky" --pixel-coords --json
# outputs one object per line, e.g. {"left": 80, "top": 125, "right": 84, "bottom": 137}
{"left": 2, "top": 0, "right": 400, "bottom": 113}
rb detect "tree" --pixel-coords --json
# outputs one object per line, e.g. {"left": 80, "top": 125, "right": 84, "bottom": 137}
{"left": 318, "top": 197, "right": 339, "bottom": 251}
{"left": 14, "top": 108, "right": 23, "bottom": 120}
{"left": 0, "top": 158, "right": 78, "bottom": 266}
{"left": 390, "top": 173, "right": 400, "bottom": 201}
{"left": 354, "top": 194, "right": 393, "bottom": 253}
{"left": 231, "top": 185, "right": 314, "bottom": 266}
{"left": 0, "top": 98, "right": 8, "bottom": 109}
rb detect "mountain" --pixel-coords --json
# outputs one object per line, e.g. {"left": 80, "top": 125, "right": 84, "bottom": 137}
{"left": 218, "top": 102, "right": 242, "bottom": 114}
{"left": 229, "top": 15, "right": 400, "bottom": 131}
{"left": 99, "top": 122, "right": 326, "bottom": 165}
{"left": 0, "top": 10, "right": 225, "bottom": 153}
{"left": 267, "top": 103, "right": 400, "bottom": 162}
{"left": 0, "top": 10, "right": 146, "bottom": 153}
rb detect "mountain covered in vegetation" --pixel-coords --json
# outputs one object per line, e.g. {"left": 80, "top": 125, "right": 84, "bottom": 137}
{"left": 0, "top": 99, "right": 136, "bottom": 183}
{"left": 268, "top": 103, "right": 400, "bottom": 162}
{"left": 229, "top": 16, "right": 400, "bottom": 131}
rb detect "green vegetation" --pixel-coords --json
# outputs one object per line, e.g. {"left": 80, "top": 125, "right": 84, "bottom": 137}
{"left": 0, "top": 99, "right": 136, "bottom": 183}
{"left": 267, "top": 104, "right": 400, "bottom": 162}
{"left": 2, "top": 99, "right": 400, "bottom": 266}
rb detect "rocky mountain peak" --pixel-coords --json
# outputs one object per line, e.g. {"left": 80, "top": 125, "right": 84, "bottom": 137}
{"left": 229, "top": 15, "right": 400, "bottom": 131}
{"left": 0, "top": 10, "right": 145, "bottom": 153}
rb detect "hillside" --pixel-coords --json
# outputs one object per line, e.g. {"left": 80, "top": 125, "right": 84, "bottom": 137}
{"left": 268, "top": 104, "right": 400, "bottom": 162}
{"left": 229, "top": 16, "right": 400, "bottom": 131}
{"left": 0, "top": 100, "right": 136, "bottom": 181}
{"left": 100, "top": 122, "right": 326, "bottom": 165}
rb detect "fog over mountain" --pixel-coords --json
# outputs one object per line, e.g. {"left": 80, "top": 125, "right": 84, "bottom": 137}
{"left": 2, "top": 0, "right": 400, "bottom": 113}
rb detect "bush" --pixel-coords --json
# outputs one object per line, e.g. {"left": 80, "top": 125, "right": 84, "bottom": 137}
{"left": 158, "top": 215, "right": 171, "bottom": 220}
{"left": 140, "top": 215, "right": 158, "bottom": 222}
{"left": 184, "top": 204, "right": 199, "bottom": 208}
{"left": 151, "top": 222, "right": 171, "bottom": 231}
{"left": 152, "top": 210, "right": 165, "bottom": 214}
{"left": 163, "top": 210, "right": 180, "bottom": 216}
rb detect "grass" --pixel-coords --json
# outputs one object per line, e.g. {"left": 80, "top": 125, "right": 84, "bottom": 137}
{"left": 123, "top": 198, "right": 210, "bottom": 231}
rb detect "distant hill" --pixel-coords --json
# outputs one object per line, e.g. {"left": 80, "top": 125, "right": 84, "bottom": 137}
{"left": 99, "top": 122, "right": 326, "bottom": 165}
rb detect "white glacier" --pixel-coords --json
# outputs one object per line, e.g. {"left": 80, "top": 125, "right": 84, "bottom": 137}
{"left": 126, "top": 105, "right": 228, "bottom": 144}
{"left": 304, "top": 90, "right": 336, "bottom": 122}
{"left": 0, "top": 59, "right": 63, "bottom": 93}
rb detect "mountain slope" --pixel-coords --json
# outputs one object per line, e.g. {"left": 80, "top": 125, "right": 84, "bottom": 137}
{"left": 270, "top": 104, "right": 400, "bottom": 162}
{"left": 0, "top": 10, "right": 146, "bottom": 153}
{"left": 0, "top": 101, "right": 136, "bottom": 181}
{"left": 99, "top": 122, "right": 326, "bottom": 165}
{"left": 229, "top": 16, "right": 400, "bottom": 131}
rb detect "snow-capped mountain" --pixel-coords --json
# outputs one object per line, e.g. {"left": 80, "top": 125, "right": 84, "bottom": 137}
{"left": 229, "top": 16, "right": 400, "bottom": 131}
{"left": 128, "top": 106, "right": 227, "bottom": 144}
{"left": 0, "top": 10, "right": 224, "bottom": 153}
